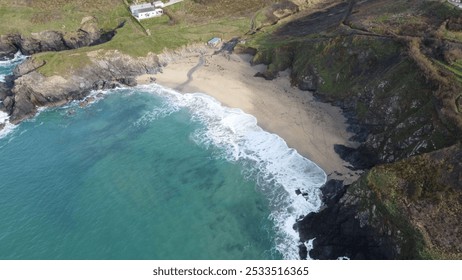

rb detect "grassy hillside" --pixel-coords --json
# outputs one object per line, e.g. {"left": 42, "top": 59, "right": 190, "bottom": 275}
{"left": 351, "top": 143, "right": 462, "bottom": 259}
{"left": 0, "top": 0, "right": 123, "bottom": 34}
{"left": 0, "top": 0, "right": 279, "bottom": 75}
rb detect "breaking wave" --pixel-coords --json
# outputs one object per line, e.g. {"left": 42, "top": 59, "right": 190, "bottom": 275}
{"left": 134, "top": 84, "right": 326, "bottom": 259}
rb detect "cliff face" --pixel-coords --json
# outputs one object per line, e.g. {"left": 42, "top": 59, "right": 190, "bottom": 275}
{"left": 0, "top": 14, "right": 160, "bottom": 124}
{"left": 299, "top": 143, "right": 462, "bottom": 259}
{"left": 245, "top": 0, "right": 462, "bottom": 259}
{"left": 252, "top": 32, "right": 461, "bottom": 169}
{"left": 0, "top": 16, "right": 118, "bottom": 59}
{"left": 2, "top": 51, "right": 160, "bottom": 124}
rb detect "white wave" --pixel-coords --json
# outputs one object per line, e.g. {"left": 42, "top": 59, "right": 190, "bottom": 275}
{"left": 133, "top": 104, "right": 179, "bottom": 127}
{"left": 136, "top": 84, "right": 327, "bottom": 259}
{"left": 0, "top": 111, "right": 17, "bottom": 140}
{"left": 0, "top": 51, "right": 28, "bottom": 82}
{"left": 305, "top": 239, "right": 315, "bottom": 260}
{"left": 0, "top": 52, "right": 27, "bottom": 140}
{"left": 0, "top": 110, "right": 9, "bottom": 123}
{"left": 0, "top": 51, "right": 27, "bottom": 65}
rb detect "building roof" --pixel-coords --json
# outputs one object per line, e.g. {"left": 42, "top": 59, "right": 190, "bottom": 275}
{"left": 134, "top": 7, "right": 158, "bottom": 14}
{"left": 130, "top": 3, "right": 153, "bottom": 13}
{"left": 208, "top": 37, "right": 221, "bottom": 44}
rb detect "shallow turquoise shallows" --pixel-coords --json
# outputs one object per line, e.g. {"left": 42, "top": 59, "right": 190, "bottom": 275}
{"left": 0, "top": 57, "right": 326, "bottom": 260}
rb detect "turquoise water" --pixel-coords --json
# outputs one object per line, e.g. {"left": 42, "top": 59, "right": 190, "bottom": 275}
{"left": 0, "top": 58, "right": 326, "bottom": 260}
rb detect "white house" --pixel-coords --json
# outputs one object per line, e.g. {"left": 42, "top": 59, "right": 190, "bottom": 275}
{"left": 129, "top": 3, "right": 153, "bottom": 14}
{"left": 129, "top": 1, "right": 184, "bottom": 20}
{"left": 130, "top": 2, "right": 164, "bottom": 20}
{"left": 133, "top": 7, "right": 163, "bottom": 20}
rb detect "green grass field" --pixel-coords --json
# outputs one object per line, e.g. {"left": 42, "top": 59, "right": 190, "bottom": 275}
{"left": 0, "top": 0, "right": 275, "bottom": 75}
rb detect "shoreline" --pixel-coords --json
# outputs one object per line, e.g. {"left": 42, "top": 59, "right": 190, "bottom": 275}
{"left": 139, "top": 49, "right": 361, "bottom": 183}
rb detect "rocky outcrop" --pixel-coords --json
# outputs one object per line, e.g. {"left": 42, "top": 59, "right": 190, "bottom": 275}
{"left": 0, "top": 35, "right": 19, "bottom": 59}
{"left": 248, "top": 0, "right": 462, "bottom": 259}
{"left": 253, "top": 35, "right": 460, "bottom": 167}
{"left": 298, "top": 181, "right": 397, "bottom": 260}
{"left": 299, "top": 143, "right": 462, "bottom": 259}
{"left": 0, "top": 82, "right": 12, "bottom": 113}
{"left": 0, "top": 16, "right": 119, "bottom": 59}
{"left": 6, "top": 50, "right": 160, "bottom": 124}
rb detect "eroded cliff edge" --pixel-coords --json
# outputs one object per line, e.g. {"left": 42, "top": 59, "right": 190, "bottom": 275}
{"left": 240, "top": 0, "right": 462, "bottom": 259}
{"left": 0, "top": 16, "right": 161, "bottom": 124}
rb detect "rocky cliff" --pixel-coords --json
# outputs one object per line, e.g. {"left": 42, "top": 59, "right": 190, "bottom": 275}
{"left": 299, "top": 143, "right": 462, "bottom": 259}
{"left": 0, "top": 14, "right": 161, "bottom": 125}
{"left": 1, "top": 50, "right": 160, "bottom": 124}
{"left": 242, "top": 0, "right": 462, "bottom": 259}
{"left": 0, "top": 16, "right": 119, "bottom": 59}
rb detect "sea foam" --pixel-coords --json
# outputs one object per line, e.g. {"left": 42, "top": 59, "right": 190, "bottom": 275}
{"left": 0, "top": 51, "right": 27, "bottom": 81}
{"left": 0, "top": 111, "right": 17, "bottom": 140}
{"left": 0, "top": 52, "right": 27, "bottom": 138}
{"left": 137, "top": 84, "right": 326, "bottom": 259}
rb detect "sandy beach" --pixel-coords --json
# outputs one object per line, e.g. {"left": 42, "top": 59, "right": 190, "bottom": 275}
{"left": 138, "top": 47, "right": 360, "bottom": 182}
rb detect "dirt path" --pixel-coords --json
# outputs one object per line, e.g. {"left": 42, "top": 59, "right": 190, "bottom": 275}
{"left": 175, "top": 55, "right": 205, "bottom": 91}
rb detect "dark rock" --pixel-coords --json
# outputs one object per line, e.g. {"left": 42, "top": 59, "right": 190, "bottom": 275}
{"left": 0, "top": 35, "right": 19, "bottom": 59}
{"left": 79, "top": 97, "right": 95, "bottom": 107}
{"left": 234, "top": 45, "right": 257, "bottom": 55}
{"left": 271, "top": 0, "right": 299, "bottom": 20}
{"left": 320, "top": 179, "right": 346, "bottom": 207}
{"left": 92, "top": 80, "right": 106, "bottom": 90}
{"left": 0, "top": 82, "right": 12, "bottom": 101}
{"left": 9, "top": 96, "right": 35, "bottom": 124}
{"left": 0, "top": 16, "right": 120, "bottom": 58}
{"left": 7, "top": 51, "right": 160, "bottom": 124}
{"left": 22, "top": 31, "right": 67, "bottom": 54}
{"left": 334, "top": 144, "right": 376, "bottom": 170}
{"left": 3, "top": 96, "right": 14, "bottom": 114}
{"left": 293, "top": 66, "right": 318, "bottom": 91}
{"left": 298, "top": 200, "right": 396, "bottom": 260}
{"left": 217, "top": 37, "right": 240, "bottom": 54}
{"left": 298, "top": 243, "right": 308, "bottom": 260}
{"left": 116, "top": 76, "right": 137, "bottom": 87}
{"left": 254, "top": 72, "right": 275, "bottom": 80}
